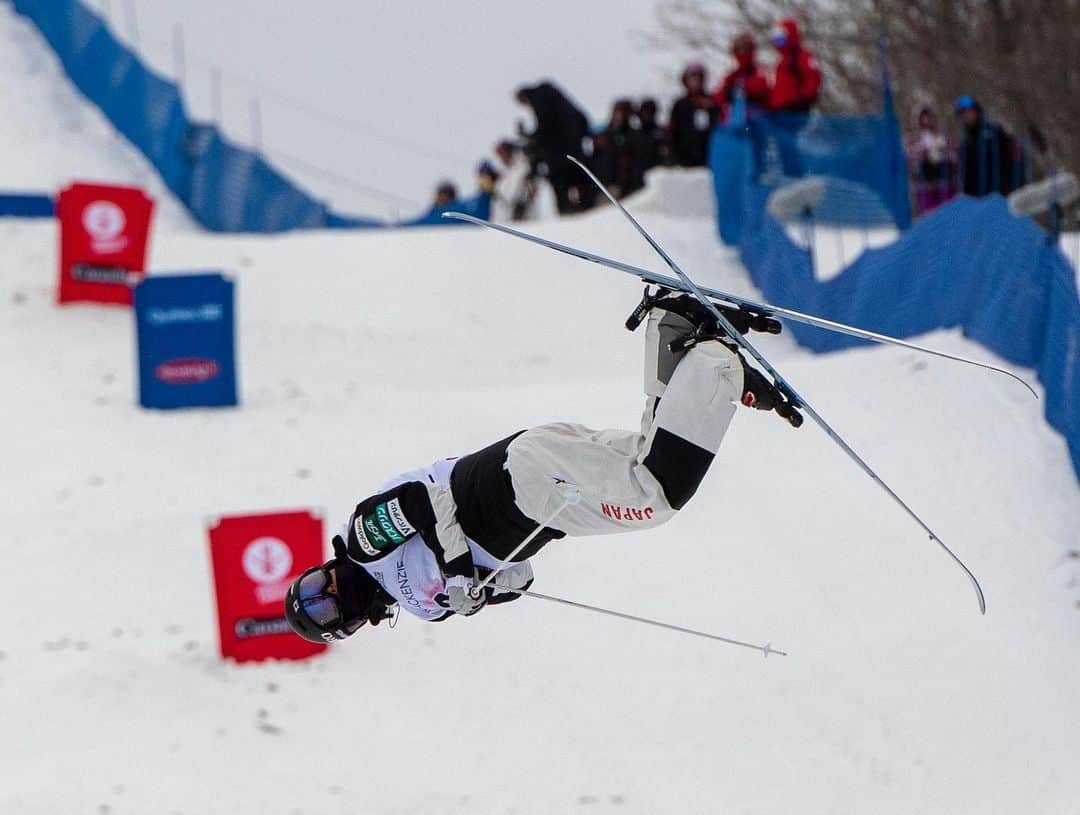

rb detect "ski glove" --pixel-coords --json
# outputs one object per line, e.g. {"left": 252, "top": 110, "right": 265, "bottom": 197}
{"left": 445, "top": 574, "right": 487, "bottom": 617}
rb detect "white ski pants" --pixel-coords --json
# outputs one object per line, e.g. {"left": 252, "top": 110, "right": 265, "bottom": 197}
{"left": 505, "top": 309, "right": 743, "bottom": 536}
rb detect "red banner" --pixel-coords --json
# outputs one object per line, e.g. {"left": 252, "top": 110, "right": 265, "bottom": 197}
{"left": 56, "top": 182, "right": 154, "bottom": 305}
{"left": 208, "top": 510, "right": 328, "bottom": 662}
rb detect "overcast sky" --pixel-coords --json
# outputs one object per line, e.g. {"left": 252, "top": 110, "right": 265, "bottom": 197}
{"left": 86, "top": 0, "right": 704, "bottom": 219}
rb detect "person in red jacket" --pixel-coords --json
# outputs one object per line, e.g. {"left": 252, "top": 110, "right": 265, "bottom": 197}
{"left": 768, "top": 18, "right": 821, "bottom": 114}
{"left": 713, "top": 32, "right": 770, "bottom": 123}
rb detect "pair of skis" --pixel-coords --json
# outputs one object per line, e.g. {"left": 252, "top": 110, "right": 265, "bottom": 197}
{"left": 448, "top": 156, "right": 1038, "bottom": 616}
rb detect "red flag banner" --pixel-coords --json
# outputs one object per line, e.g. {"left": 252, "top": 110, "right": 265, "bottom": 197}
{"left": 208, "top": 510, "right": 327, "bottom": 662}
{"left": 56, "top": 182, "right": 154, "bottom": 305}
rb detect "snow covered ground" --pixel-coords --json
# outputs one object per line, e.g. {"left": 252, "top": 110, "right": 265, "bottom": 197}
{"left": 3, "top": 5, "right": 1080, "bottom": 814}
{"left": 3, "top": 196, "right": 1080, "bottom": 813}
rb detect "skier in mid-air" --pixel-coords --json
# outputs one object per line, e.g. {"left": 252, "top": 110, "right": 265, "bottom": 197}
{"left": 285, "top": 293, "right": 791, "bottom": 643}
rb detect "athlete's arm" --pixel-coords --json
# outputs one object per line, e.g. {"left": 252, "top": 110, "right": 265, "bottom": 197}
{"left": 344, "top": 481, "right": 475, "bottom": 580}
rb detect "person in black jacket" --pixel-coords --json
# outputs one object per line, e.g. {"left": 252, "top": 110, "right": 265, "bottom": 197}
{"left": 632, "top": 98, "right": 667, "bottom": 175}
{"left": 668, "top": 63, "right": 717, "bottom": 167}
{"left": 955, "top": 96, "right": 1021, "bottom": 197}
{"left": 594, "top": 98, "right": 643, "bottom": 199}
{"left": 515, "top": 81, "right": 594, "bottom": 213}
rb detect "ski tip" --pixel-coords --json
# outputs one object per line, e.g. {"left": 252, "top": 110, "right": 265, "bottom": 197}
{"left": 969, "top": 574, "right": 987, "bottom": 615}
{"left": 999, "top": 368, "right": 1038, "bottom": 399}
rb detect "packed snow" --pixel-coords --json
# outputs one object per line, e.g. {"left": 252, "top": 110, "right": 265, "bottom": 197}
{"left": 2, "top": 4, "right": 1080, "bottom": 814}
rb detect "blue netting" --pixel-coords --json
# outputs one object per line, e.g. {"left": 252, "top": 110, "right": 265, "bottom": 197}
{"left": 710, "top": 120, "right": 1080, "bottom": 483}
{"left": 13, "top": 0, "right": 440, "bottom": 233}
{"left": 769, "top": 176, "right": 896, "bottom": 227}
{"left": 736, "top": 110, "right": 911, "bottom": 230}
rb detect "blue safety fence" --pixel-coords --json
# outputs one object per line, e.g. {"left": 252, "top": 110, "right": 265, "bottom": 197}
{"left": 398, "top": 192, "right": 491, "bottom": 227}
{"left": 0, "top": 192, "right": 55, "bottom": 217}
{"left": 11, "top": 0, "right": 477, "bottom": 233}
{"left": 709, "top": 119, "right": 1080, "bottom": 483}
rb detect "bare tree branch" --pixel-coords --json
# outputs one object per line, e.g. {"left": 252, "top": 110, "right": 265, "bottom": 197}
{"left": 645, "top": 0, "right": 1080, "bottom": 175}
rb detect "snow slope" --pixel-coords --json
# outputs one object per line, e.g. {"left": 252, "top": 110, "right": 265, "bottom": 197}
{"left": 0, "top": 8, "right": 191, "bottom": 229}
{"left": 2, "top": 5, "right": 1080, "bottom": 811}
{"left": 3, "top": 191, "right": 1079, "bottom": 814}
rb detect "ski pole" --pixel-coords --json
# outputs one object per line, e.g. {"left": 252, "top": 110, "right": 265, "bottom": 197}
{"left": 470, "top": 488, "right": 580, "bottom": 598}
{"left": 505, "top": 585, "right": 786, "bottom": 657}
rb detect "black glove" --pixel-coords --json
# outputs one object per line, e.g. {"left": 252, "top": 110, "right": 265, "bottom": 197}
{"left": 738, "top": 361, "right": 804, "bottom": 428}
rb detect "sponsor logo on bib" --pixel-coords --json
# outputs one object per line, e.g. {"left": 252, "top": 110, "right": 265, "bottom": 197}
{"left": 385, "top": 498, "right": 416, "bottom": 538}
{"left": 374, "top": 498, "right": 415, "bottom": 545}
{"left": 354, "top": 516, "right": 382, "bottom": 557}
{"left": 363, "top": 514, "right": 389, "bottom": 548}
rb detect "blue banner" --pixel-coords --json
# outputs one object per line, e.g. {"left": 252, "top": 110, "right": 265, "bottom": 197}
{"left": 134, "top": 273, "right": 238, "bottom": 409}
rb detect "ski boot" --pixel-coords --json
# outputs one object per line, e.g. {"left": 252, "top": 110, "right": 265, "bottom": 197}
{"left": 624, "top": 287, "right": 782, "bottom": 336}
{"left": 625, "top": 288, "right": 802, "bottom": 428}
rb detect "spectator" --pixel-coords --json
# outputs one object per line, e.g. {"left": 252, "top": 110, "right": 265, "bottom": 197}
{"left": 476, "top": 160, "right": 499, "bottom": 194}
{"left": 595, "top": 98, "right": 642, "bottom": 199}
{"left": 632, "top": 97, "right": 667, "bottom": 172}
{"left": 907, "top": 105, "right": 956, "bottom": 215}
{"left": 768, "top": 18, "right": 822, "bottom": 114}
{"left": 668, "top": 62, "right": 717, "bottom": 167}
{"left": 433, "top": 181, "right": 458, "bottom": 208}
{"left": 714, "top": 32, "right": 770, "bottom": 123}
{"left": 493, "top": 140, "right": 539, "bottom": 222}
{"left": 955, "top": 95, "right": 1021, "bottom": 197}
{"left": 515, "top": 81, "right": 594, "bottom": 214}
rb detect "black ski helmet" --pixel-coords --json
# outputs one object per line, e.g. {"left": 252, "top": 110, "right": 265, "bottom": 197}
{"left": 284, "top": 538, "right": 396, "bottom": 643}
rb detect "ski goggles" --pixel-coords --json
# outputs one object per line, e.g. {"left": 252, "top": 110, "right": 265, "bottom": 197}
{"left": 294, "top": 566, "right": 368, "bottom": 636}
{"left": 295, "top": 568, "right": 346, "bottom": 629}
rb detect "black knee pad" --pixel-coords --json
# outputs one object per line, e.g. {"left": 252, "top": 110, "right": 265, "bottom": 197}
{"left": 642, "top": 427, "right": 715, "bottom": 510}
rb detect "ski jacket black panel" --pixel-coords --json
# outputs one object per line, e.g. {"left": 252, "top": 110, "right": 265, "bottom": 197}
{"left": 642, "top": 426, "right": 715, "bottom": 510}
{"left": 450, "top": 431, "right": 565, "bottom": 562}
